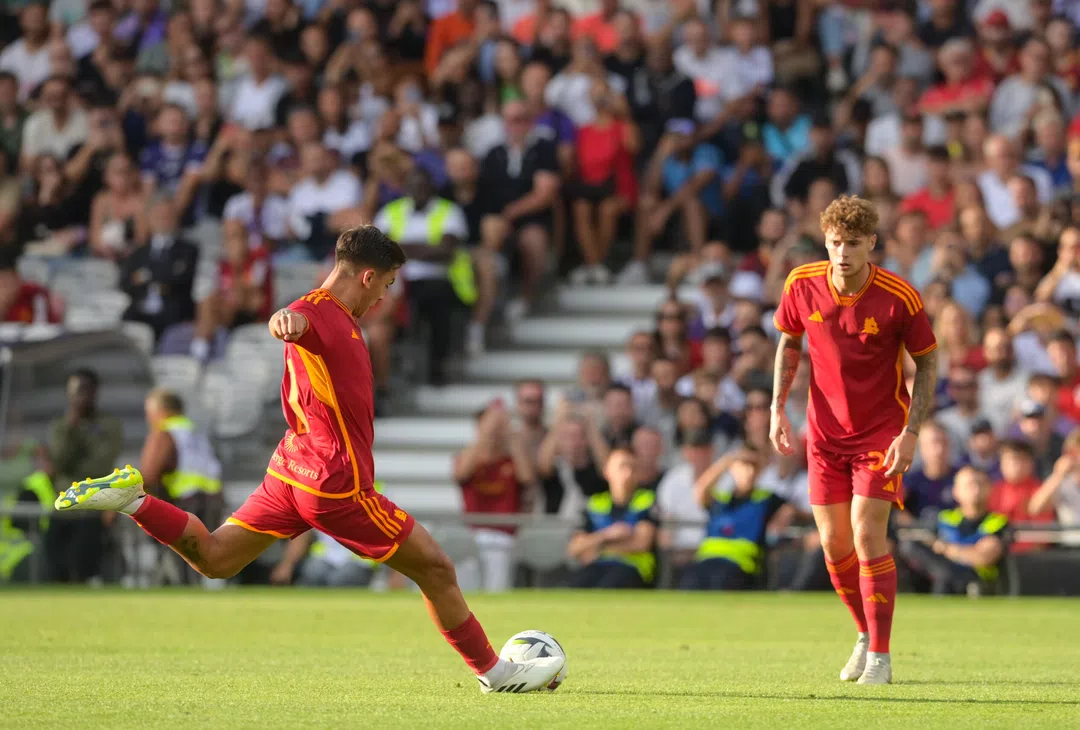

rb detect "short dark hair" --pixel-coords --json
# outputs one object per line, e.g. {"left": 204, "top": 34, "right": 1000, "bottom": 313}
{"left": 605, "top": 383, "right": 633, "bottom": 398}
{"left": 70, "top": 368, "right": 100, "bottom": 389}
{"left": 335, "top": 226, "right": 407, "bottom": 272}
{"left": 1049, "top": 329, "right": 1076, "bottom": 348}
{"left": 740, "top": 325, "right": 768, "bottom": 340}
{"left": 88, "top": 0, "right": 113, "bottom": 13}
{"left": 1000, "top": 439, "right": 1034, "bottom": 458}
{"left": 703, "top": 326, "right": 731, "bottom": 344}
{"left": 0, "top": 71, "right": 16, "bottom": 86}
{"left": 927, "top": 145, "right": 951, "bottom": 162}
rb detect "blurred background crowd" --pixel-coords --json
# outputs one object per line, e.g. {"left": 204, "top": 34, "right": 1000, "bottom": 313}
{"left": 1, "top": 0, "right": 1080, "bottom": 593}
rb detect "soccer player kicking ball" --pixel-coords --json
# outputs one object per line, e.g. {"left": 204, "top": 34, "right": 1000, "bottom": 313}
{"left": 54, "top": 226, "right": 564, "bottom": 695}
{"left": 770, "top": 196, "right": 938, "bottom": 685}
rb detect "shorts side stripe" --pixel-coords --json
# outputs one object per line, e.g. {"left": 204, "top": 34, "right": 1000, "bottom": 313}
{"left": 226, "top": 517, "right": 294, "bottom": 539}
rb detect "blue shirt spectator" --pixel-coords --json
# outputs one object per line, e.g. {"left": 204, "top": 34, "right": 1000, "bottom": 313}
{"left": 662, "top": 139, "right": 724, "bottom": 216}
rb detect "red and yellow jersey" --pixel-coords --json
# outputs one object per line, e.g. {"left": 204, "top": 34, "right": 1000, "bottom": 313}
{"left": 774, "top": 263, "right": 937, "bottom": 455}
{"left": 267, "top": 288, "right": 375, "bottom": 499}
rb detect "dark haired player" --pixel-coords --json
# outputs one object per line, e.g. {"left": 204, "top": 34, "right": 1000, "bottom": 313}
{"left": 55, "top": 226, "right": 564, "bottom": 694}
{"left": 771, "top": 196, "right": 938, "bottom": 684}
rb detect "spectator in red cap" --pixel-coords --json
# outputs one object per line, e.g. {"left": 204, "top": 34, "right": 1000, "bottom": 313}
{"left": 972, "top": 10, "right": 1019, "bottom": 84}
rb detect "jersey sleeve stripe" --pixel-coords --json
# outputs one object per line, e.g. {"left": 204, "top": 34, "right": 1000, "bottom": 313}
{"left": 876, "top": 271, "right": 925, "bottom": 308}
{"left": 873, "top": 280, "right": 918, "bottom": 315}
{"left": 772, "top": 317, "right": 803, "bottom": 337}
{"left": 908, "top": 342, "right": 938, "bottom": 357}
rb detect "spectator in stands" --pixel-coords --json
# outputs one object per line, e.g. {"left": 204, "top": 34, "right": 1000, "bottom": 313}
{"left": 192, "top": 219, "right": 272, "bottom": 361}
{"left": 0, "top": 71, "right": 26, "bottom": 170}
{"left": 513, "top": 379, "right": 547, "bottom": 472}
{"left": 774, "top": 117, "right": 861, "bottom": 209}
{"left": 900, "top": 466, "right": 1010, "bottom": 595}
{"left": 902, "top": 146, "right": 956, "bottom": 231}
{"left": 599, "top": 384, "right": 637, "bottom": 450}
{"left": 1012, "top": 399, "right": 1065, "bottom": 479}
{"left": 222, "top": 159, "right": 289, "bottom": 252}
{"left": 139, "top": 389, "right": 222, "bottom": 582}
{"left": 567, "top": 78, "right": 638, "bottom": 286}
{"left": 1035, "top": 228, "right": 1080, "bottom": 316}
{"left": 638, "top": 356, "right": 683, "bottom": 452}
{"left": 565, "top": 350, "right": 612, "bottom": 408}
{"left": 120, "top": 197, "right": 198, "bottom": 340}
{"left": 89, "top": 152, "right": 148, "bottom": 260}
{"left": 272, "top": 529, "right": 377, "bottom": 588}
{"left": 962, "top": 417, "right": 1003, "bottom": 481}
{"left": 630, "top": 425, "right": 665, "bottom": 493}
{"left": 0, "top": 4, "right": 50, "bottom": 101}
{"left": 15, "top": 154, "right": 85, "bottom": 254}
{"left": 45, "top": 369, "right": 123, "bottom": 583}
{"left": 1029, "top": 430, "right": 1080, "bottom": 532}
{"left": 0, "top": 246, "right": 62, "bottom": 323}
{"left": 937, "top": 365, "right": 987, "bottom": 459}
{"left": 653, "top": 298, "right": 696, "bottom": 375}
{"left": 882, "top": 112, "right": 929, "bottom": 198}
{"left": 0, "top": 149, "right": 19, "bottom": 247}
{"left": 478, "top": 99, "right": 560, "bottom": 319}
{"left": 19, "top": 76, "right": 88, "bottom": 171}
{"left": 454, "top": 398, "right": 535, "bottom": 592}
{"left": 537, "top": 408, "right": 609, "bottom": 519}
{"left": 566, "top": 447, "right": 657, "bottom": 589}
{"left": 978, "top": 134, "right": 1053, "bottom": 230}
{"left": 625, "top": 37, "right": 695, "bottom": 161}
{"left": 979, "top": 326, "right": 1030, "bottom": 435}
{"left": 229, "top": 33, "right": 286, "bottom": 131}
{"left": 989, "top": 38, "right": 1068, "bottom": 139}
{"left": 683, "top": 445, "right": 790, "bottom": 590}
{"left": 1046, "top": 329, "right": 1080, "bottom": 423}
{"left": 622, "top": 119, "right": 721, "bottom": 285}
{"left": 139, "top": 103, "right": 206, "bottom": 220}
{"left": 286, "top": 142, "right": 362, "bottom": 261}
{"left": 373, "top": 167, "right": 468, "bottom": 386}
{"left": 899, "top": 422, "right": 957, "bottom": 523}
{"left": 991, "top": 440, "right": 1055, "bottom": 551}
{"left": 917, "top": 38, "right": 993, "bottom": 121}
{"left": 424, "top": 0, "right": 477, "bottom": 76}
{"left": 64, "top": 99, "right": 128, "bottom": 223}
{"left": 617, "top": 330, "right": 657, "bottom": 416}
{"left": 655, "top": 428, "right": 712, "bottom": 575}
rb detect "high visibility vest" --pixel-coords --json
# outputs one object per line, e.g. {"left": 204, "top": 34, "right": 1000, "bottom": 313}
{"left": 937, "top": 509, "right": 1009, "bottom": 581}
{"left": 0, "top": 471, "right": 55, "bottom": 581}
{"left": 309, "top": 480, "right": 385, "bottom": 566}
{"left": 696, "top": 487, "right": 774, "bottom": 575}
{"left": 160, "top": 416, "right": 223, "bottom": 500}
{"left": 384, "top": 197, "right": 478, "bottom": 306}
{"left": 585, "top": 489, "right": 657, "bottom": 583}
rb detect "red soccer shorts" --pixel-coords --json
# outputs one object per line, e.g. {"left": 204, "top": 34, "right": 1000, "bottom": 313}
{"left": 807, "top": 441, "right": 904, "bottom": 507}
{"left": 227, "top": 473, "right": 416, "bottom": 562}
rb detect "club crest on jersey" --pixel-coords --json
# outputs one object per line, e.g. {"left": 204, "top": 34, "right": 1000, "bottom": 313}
{"left": 861, "top": 317, "right": 880, "bottom": 335}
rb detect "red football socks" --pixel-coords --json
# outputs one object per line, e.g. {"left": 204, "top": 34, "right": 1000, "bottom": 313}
{"left": 826, "top": 550, "right": 868, "bottom": 634}
{"left": 860, "top": 554, "right": 897, "bottom": 653}
{"left": 131, "top": 495, "right": 190, "bottom": 545}
{"left": 442, "top": 613, "right": 499, "bottom": 675}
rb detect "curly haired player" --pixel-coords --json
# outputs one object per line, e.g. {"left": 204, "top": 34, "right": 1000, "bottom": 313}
{"left": 770, "top": 196, "right": 938, "bottom": 684}
{"left": 54, "top": 226, "right": 564, "bottom": 694}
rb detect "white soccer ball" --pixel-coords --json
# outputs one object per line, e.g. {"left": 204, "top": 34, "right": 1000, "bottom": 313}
{"left": 499, "top": 630, "right": 567, "bottom": 692}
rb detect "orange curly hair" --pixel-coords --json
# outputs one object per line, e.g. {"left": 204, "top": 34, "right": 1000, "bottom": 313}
{"left": 819, "top": 195, "right": 879, "bottom": 238}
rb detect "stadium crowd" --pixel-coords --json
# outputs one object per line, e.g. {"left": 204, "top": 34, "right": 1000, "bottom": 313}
{"left": 1, "top": 0, "right": 1080, "bottom": 592}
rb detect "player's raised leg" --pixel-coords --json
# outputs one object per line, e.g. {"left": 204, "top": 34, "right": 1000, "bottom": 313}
{"left": 385, "top": 522, "right": 564, "bottom": 693}
{"left": 56, "top": 467, "right": 278, "bottom": 578}
{"left": 852, "top": 493, "right": 896, "bottom": 684}
{"left": 812, "top": 501, "right": 869, "bottom": 681}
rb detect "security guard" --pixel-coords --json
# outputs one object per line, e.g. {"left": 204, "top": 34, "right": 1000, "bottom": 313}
{"left": 374, "top": 167, "right": 475, "bottom": 386}
{"left": 0, "top": 442, "right": 54, "bottom": 582}
{"left": 682, "top": 445, "right": 790, "bottom": 590}
{"left": 567, "top": 448, "right": 657, "bottom": 589}
{"left": 900, "top": 466, "right": 1010, "bottom": 595}
{"left": 270, "top": 481, "right": 387, "bottom": 587}
{"left": 140, "top": 389, "right": 223, "bottom": 546}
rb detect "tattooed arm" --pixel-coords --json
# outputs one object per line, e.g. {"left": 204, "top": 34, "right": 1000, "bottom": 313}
{"left": 770, "top": 332, "right": 804, "bottom": 455}
{"left": 905, "top": 348, "right": 939, "bottom": 437}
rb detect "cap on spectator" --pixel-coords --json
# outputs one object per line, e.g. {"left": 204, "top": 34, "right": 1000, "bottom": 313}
{"left": 1019, "top": 399, "right": 1046, "bottom": 419}
{"left": 970, "top": 417, "right": 994, "bottom": 435}
{"left": 729, "top": 271, "right": 764, "bottom": 303}
{"left": 698, "top": 262, "right": 728, "bottom": 284}
{"left": 681, "top": 429, "right": 712, "bottom": 448}
{"left": 666, "top": 118, "right": 695, "bottom": 136}
{"left": 981, "top": 10, "right": 1011, "bottom": 29}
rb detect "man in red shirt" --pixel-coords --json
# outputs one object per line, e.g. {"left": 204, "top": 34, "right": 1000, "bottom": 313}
{"left": 55, "top": 226, "right": 564, "bottom": 694}
{"left": 1047, "top": 330, "right": 1080, "bottom": 424}
{"left": 990, "top": 440, "right": 1055, "bottom": 552}
{"left": 772, "top": 196, "right": 939, "bottom": 685}
{"left": 424, "top": 0, "right": 478, "bottom": 75}
{"left": 0, "top": 251, "right": 63, "bottom": 324}
{"left": 900, "top": 146, "right": 955, "bottom": 230}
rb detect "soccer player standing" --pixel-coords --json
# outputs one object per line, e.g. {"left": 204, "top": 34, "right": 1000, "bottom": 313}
{"left": 55, "top": 226, "right": 564, "bottom": 694}
{"left": 770, "top": 196, "right": 938, "bottom": 684}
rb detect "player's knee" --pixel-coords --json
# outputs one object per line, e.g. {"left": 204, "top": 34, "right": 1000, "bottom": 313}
{"left": 853, "top": 522, "right": 887, "bottom": 559}
{"left": 418, "top": 549, "right": 458, "bottom": 593}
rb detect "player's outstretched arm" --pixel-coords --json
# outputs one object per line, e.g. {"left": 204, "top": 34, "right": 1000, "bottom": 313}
{"left": 884, "top": 348, "right": 939, "bottom": 477}
{"left": 770, "top": 332, "right": 803, "bottom": 456}
{"left": 269, "top": 308, "right": 309, "bottom": 342}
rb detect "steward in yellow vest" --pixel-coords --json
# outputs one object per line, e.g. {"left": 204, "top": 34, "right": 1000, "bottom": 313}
{"left": 0, "top": 442, "right": 54, "bottom": 582}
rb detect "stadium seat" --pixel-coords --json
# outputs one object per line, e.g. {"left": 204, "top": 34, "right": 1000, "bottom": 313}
{"left": 16, "top": 256, "right": 50, "bottom": 285}
{"left": 150, "top": 355, "right": 202, "bottom": 392}
{"left": 0, "top": 323, "right": 26, "bottom": 341}
{"left": 83, "top": 290, "right": 131, "bottom": 323}
{"left": 69, "top": 259, "right": 121, "bottom": 290}
{"left": 64, "top": 306, "right": 106, "bottom": 332}
{"left": 273, "top": 263, "right": 325, "bottom": 310}
{"left": 21, "top": 324, "right": 64, "bottom": 341}
{"left": 428, "top": 524, "right": 480, "bottom": 568}
{"left": 202, "top": 371, "right": 263, "bottom": 438}
{"left": 121, "top": 321, "right": 156, "bottom": 357}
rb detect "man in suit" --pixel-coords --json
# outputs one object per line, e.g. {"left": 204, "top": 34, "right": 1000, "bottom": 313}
{"left": 120, "top": 197, "right": 198, "bottom": 340}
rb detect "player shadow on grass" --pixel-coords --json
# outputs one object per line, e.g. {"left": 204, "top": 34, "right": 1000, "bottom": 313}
{"left": 572, "top": 690, "right": 1080, "bottom": 706}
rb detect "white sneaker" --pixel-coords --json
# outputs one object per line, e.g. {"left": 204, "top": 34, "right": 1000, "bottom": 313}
{"left": 839, "top": 635, "right": 869, "bottom": 682}
{"left": 568, "top": 265, "right": 591, "bottom": 286}
{"left": 856, "top": 652, "right": 892, "bottom": 685}
{"left": 504, "top": 298, "right": 528, "bottom": 322}
{"left": 478, "top": 656, "right": 565, "bottom": 694}
{"left": 615, "top": 260, "right": 648, "bottom": 285}
{"left": 588, "top": 264, "right": 611, "bottom": 285}
{"left": 55, "top": 465, "right": 145, "bottom": 513}
{"left": 466, "top": 322, "right": 485, "bottom": 357}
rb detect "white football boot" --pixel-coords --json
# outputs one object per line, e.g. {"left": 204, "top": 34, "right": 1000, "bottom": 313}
{"left": 54, "top": 465, "right": 145, "bottom": 513}
{"left": 478, "top": 656, "right": 565, "bottom": 694}
{"left": 839, "top": 635, "right": 869, "bottom": 682}
{"left": 857, "top": 652, "right": 893, "bottom": 685}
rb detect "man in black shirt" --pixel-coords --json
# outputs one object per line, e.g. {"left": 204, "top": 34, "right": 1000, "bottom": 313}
{"left": 603, "top": 9, "right": 645, "bottom": 95}
{"left": 627, "top": 37, "right": 696, "bottom": 160}
{"left": 478, "top": 100, "right": 560, "bottom": 319}
{"left": 774, "top": 117, "right": 861, "bottom": 207}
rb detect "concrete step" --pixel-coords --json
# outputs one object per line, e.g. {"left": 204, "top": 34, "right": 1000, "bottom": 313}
{"left": 375, "top": 417, "right": 476, "bottom": 450}
{"left": 464, "top": 350, "right": 630, "bottom": 382}
{"left": 414, "top": 383, "right": 573, "bottom": 416}
{"left": 508, "top": 316, "right": 647, "bottom": 349}
{"left": 374, "top": 449, "right": 452, "bottom": 483}
{"left": 555, "top": 284, "right": 673, "bottom": 314}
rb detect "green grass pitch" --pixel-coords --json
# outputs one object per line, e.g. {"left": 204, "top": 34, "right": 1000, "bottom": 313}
{"left": 3, "top": 590, "right": 1079, "bottom": 729}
